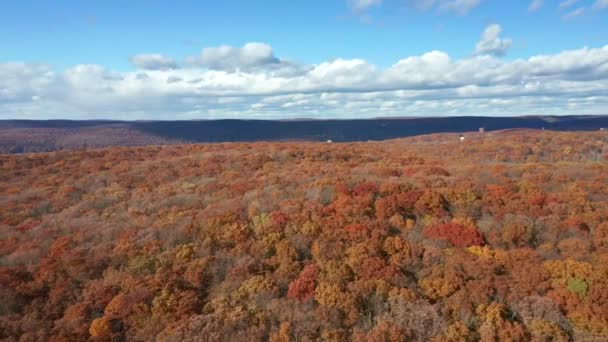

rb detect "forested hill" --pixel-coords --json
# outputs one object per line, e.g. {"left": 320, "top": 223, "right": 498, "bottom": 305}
{"left": 1, "top": 115, "right": 608, "bottom": 153}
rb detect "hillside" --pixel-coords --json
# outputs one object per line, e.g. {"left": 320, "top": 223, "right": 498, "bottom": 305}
{"left": 1, "top": 131, "right": 608, "bottom": 341}
{"left": 2, "top": 115, "right": 608, "bottom": 153}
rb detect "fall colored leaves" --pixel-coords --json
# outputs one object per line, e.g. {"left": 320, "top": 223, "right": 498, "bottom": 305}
{"left": 1, "top": 131, "right": 608, "bottom": 340}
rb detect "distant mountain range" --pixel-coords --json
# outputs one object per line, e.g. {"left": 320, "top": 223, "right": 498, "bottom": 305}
{"left": 1, "top": 115, "right": 607, "bottom": 153}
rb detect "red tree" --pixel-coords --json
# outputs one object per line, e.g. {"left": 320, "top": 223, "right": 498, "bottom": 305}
{"left": 423, "top": 223, "right": 484, "bottom": 247}
{"left": 287, "top": 265, "right": 319, "bottom": 302}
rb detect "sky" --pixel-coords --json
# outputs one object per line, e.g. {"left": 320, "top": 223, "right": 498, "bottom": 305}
{"left": 1, "top": 0, "right": 608, "bottom": 120}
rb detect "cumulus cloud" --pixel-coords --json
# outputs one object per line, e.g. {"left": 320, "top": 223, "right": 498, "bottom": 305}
{"left": 185, "top": 42, "right": 280, "bottom": 71}
{"left": 0, "top": 63, "right": 58, "bottom": 102}
{"left": 129, "top": 54, "right": 178, "bottom": 70}
{"left": 2, "top": 42, "right": 608, "bottom": 119}
{"left": 528, "top": 0, "right": 543, "bottom": 12}
{"left": 474, "top": 24, "right": 512, "bottom": 57}
{"left": 593, "top": 0, "right": 608, "bottom": 10}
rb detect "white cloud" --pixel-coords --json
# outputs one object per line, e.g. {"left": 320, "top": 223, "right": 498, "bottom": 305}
{"left": 167, "top": 76, "right": 182, "bottom": 84}
{"left": 593, "top": 0, "right": 608, "bottom": 10}
{"left": 439, "top": 0, "right": 481, "bottom": 14}
{"left": 2, "top": 43, "right": 608, "bottom": 119}
{"left": 407, "top": 0, "right": 437, "bottom": 10}
{"left": 559, "top": 0, "right": 580, "bottom": 9}
{"left": 0, "top": 63, "right": 57, "bottom": 102}
{"left": 185, "top": 42, "right": 281, "bottom": 71}
{"left": 563, "top": 7, "right": 585, "bottom": 19}
{"left": 406, "top": 0, "right": 481, "bottom": 14}
{"left": 474, "top": 24, "right": 512, "bottom": 57}
{"left": 528, "top": 0, "right": 543, "bottom": 12}
{"left": 129, "top": 54, "right": 178, "bottom": 70}
{"left": 348, "top": 0, "right": 383, "bottom": 12}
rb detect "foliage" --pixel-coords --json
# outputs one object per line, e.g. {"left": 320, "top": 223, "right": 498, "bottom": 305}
{"left": 566, "top": 278, "right": 588, "bottom": 299}
{"left": 423, "top": 222, "right": 485, "bottom": 247}
{"left": 287, "top": 265, "right": 318, "bottom": 302}
{"left": 1, "top": 130, "right": 608, "bottom": 340}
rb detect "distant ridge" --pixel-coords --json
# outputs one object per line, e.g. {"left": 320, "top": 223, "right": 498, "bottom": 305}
{"left": 1, "top": 115, "right": 607, "bottom": 153}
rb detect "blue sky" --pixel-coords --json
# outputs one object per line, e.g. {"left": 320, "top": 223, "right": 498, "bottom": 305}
{"left": 1, "top": 0, "right": 608, "bottom": 119}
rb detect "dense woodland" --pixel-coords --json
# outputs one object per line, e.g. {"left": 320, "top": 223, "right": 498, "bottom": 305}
{"left": 1, "top": 130, "right": 608, "bottom": 341}
{"left": 0, "top": 125, "right": 181, "bottom": 154}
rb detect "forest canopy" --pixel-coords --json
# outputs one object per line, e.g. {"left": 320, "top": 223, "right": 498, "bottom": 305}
{"left": 1, "top": 130, "right": 608, "bottom": 341}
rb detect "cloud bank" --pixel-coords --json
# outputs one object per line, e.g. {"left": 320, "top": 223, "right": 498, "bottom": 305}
{"left": 2, "top": 35, "right": 608, "bottom": 120}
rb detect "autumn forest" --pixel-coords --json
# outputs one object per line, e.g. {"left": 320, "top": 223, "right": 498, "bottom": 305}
{"left": 1, "top": 130, "right": 608, "bottom": 341}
